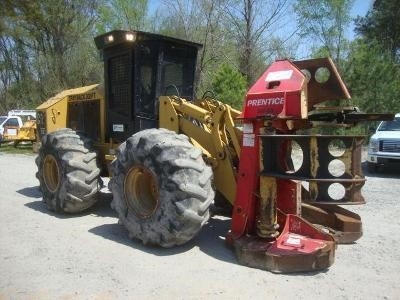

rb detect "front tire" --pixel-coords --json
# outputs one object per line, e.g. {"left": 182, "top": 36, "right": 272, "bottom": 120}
{"left": 36, "top": 128, "right": 101, "bottom": 213}
{"left": 110, "top": 128, "right": 214, "bottom": 247}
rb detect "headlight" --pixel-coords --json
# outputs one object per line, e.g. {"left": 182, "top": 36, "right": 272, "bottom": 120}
{"left": 369, "top": 139, "right": 379, "bottom": 152}
{"left": 125, "top": 33, "right": 136, "bottom": 42}
{"left": 105, "top": 34, "right": 114, "bottom": 43}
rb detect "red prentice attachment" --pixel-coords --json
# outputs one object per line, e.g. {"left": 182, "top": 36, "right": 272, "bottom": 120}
{"left": 242, "top": 60, "right": 308, "bottom": 119}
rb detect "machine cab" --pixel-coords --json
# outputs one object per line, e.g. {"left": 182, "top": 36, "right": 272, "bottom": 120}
{"left": 95, "top": 30, "right": 201, "bottom": 142}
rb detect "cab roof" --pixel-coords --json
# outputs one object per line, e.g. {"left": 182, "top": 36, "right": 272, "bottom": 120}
{"left": 94, "top": 30, "right": 202, "bottom": 51}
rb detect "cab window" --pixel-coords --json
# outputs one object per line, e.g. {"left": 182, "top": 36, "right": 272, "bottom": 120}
{"left": 5, "top": 118, "right": 19, "bottom": 127}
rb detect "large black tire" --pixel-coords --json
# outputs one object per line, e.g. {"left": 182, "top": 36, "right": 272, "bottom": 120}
{"left": 110, "top": 128, "right": 214, "bottom": 247}
{"left": 36, "top": 128, "right": 101, "bottom": 213}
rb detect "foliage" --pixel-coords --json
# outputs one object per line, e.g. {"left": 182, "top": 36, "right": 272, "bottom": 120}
{"left": 155, "top": 0, "right": 294, "bottom": 93}
{"left": 0, "top": 0, "right": 398, "bottom": 124}
{"left": 0, "top": 0, "right": 101, "bottom": 114}
{"left": 96, "top": 0, "right": 148, "bottom": 33}
{"left": 344, "top": 39, "right": 400, "bottom": 114}
{"left": 211, "top": 64, "right": 247, "bottom": 109}
{"left": 224, "top": 0, "right": 291, "bottom": 85}
{"left": 294, "top": 0, "right": 353, "bottom": 69}
{"left": 354, "top": 0, "right": 400, "bottom": 61}
{"left": 153, "top": 0, "right": 235, "bottom": 95}
{"left": 346, "top": 0, "right": 400, "bottom": 117}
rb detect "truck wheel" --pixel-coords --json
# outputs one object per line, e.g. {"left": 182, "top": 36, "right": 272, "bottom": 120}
{"left": 36, "top": 128, "right": 100, "bottom": 213}
{"left": 110, "top": 128, "right": 214, "bottom": 247}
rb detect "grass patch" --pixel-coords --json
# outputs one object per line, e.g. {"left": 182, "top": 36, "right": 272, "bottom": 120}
{"left": 0, "top": 141, "right": 36, "bottom": 155}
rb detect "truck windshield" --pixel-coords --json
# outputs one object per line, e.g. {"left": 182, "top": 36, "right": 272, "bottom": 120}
{"left": 378, "top": 117, "right": 400, "bottom": 131}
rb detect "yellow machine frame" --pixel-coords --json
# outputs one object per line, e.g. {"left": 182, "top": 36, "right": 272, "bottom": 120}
{"left": 159, "top": 96, "right": 242, "bottom": 204}
{"left": 36, "top": 84, "right": 242, "bottom": 191}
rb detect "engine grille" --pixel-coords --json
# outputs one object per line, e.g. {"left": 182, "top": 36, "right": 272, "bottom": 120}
{"left": 381, "top": 140, "right": 400, "bottom": 152}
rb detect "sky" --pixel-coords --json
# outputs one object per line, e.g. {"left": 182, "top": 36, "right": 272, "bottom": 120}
{"left": 149, "top": 0, "right": 374, "bottom": 37}
{"left": 148, "top": 0, "right": 374, "bottom": 58}
{"left": 351, "top": 0, "right": 373, "bottom": 18}
{"left": 348, "top": 0, "right": 374, "bottom": 39}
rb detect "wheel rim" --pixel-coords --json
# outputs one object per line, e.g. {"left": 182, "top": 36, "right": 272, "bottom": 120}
{"left": 124, "top": 165, "right": 159, "bottom": 219}
{"left": 43, "top": 154, "right": 60, "bottom": 193}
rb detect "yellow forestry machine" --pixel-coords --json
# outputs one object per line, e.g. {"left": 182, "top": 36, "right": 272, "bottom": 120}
{"left": 35, "top": 30, "right": 390, "bottom": 273}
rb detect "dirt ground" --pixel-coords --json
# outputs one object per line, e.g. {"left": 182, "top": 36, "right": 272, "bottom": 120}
{"left": 0, "top": 152, "right": 399, "bottom": 299}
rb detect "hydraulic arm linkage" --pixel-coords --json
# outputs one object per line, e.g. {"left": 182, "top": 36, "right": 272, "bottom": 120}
{"left": 160, "top": 57, "right": 391, "bottom": 273}
{"left": 159, "top": 95, "right": 242, "bottom": 205}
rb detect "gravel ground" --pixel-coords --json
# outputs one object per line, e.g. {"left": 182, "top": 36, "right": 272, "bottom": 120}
{"left": 0, "top": 152, "right": 399, "bottom": 299}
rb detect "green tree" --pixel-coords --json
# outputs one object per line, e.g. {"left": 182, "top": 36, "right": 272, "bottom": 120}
{"left": 156, "top": 0, "right": 295, "bottom": 96}
{"left": 96, "top": 0, "right": 148, "bottom": 33}
{"left": 354, "top": 0, "right": 400, "bottom": 61}
{"left": 0, "top": 0, "right": 101, "bottom": 113}
{"left": 13, "top": 1, "right": 99, "bottom": 87}
{"left": 154, "top": 0, "right": 233, "bottom": 96}
{"left": 345, "top": 0, "right": 400, "bottom": 118}
{"left": 344, "top": 39, "right": 400, "bottom": 114}
{"left": 294, "top": 0, "right": 353, "bottom": 69}
{"left": 0, "top": 35, "right": 33, "bottom": 112}
{"left": 212, "top": 63, "right": 247, "bottom": 109}
{"left": 224, "top": 0, "right": 291, "bottom": 85}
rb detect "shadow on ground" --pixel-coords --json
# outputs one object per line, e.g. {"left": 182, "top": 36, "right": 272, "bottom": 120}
{"left": 88, "top": 215, "right": 237, "bottom": 264}
{"left": 23, "top": 189, "right": 116, "bottom": 219}
{"left": 362, "top": 161, "right": 400, "bottom": 178}
{"left": 197, "top": 216, "right": 236, "bottom": 264}
{"left": 17, "top": 186, "right": 42, "bottom": 198}
{"left": 89, "top": 222, "right": 197, "bottom": 256}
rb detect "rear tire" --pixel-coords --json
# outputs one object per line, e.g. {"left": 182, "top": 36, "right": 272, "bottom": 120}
{"left": 110, "top": 128, "right": 214, "bottom": 247}
{"left": 36, "top": 128, "right": 101, "bottom": 213}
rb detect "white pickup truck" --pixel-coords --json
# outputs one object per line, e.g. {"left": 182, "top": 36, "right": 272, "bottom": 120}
{"left": 0, "top": 116, "right": 23, "bottom": 141}
{"left": 0, "top": 110, "right": 36, "bottom": 141}
{"left": 367, "top": 113, "right": 400, "bottom": 172}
